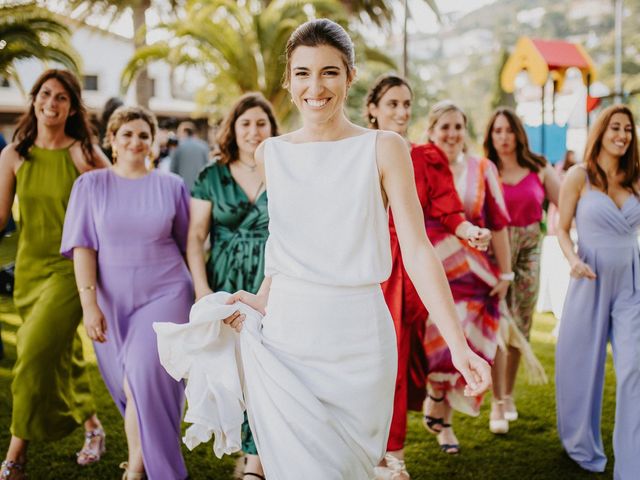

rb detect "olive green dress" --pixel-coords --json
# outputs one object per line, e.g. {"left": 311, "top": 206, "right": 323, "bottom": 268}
{"left": 11, "top": 146, "right": 95, "bottom": 440}
{"left": 191, "top": 162, "right": 268, "bottom": 454}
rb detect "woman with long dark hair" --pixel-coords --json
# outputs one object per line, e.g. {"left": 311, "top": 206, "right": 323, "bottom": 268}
{"left": 187, "top": 92, "right": 278, "bottom": 480}
{"left": 0, "top": 69, "right": 109, "bottom": 479}
{"left": 483, "top": 107, "right": 560, "bottom": 423}
{"left": 556, "top": 105, "right": 640, "bottom": 478}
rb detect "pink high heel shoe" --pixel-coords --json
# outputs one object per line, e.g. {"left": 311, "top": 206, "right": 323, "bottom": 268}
{"left": 76, "top": 427, "right": 106, "bottom": 466}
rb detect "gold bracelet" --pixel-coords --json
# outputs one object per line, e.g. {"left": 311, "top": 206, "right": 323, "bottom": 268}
{"left": 78, "top": 285, "right": 96, "bottom": 293}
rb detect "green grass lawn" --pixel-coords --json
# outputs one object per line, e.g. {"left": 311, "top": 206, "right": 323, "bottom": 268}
{"left": 1, "top": 233, "right": 615, "bottom": 479}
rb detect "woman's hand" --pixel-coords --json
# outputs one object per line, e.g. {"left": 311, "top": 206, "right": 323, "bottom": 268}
{"left": 489, "top": 279, "right": 510, "bottom": 299}
{"left": 569, "top": 259, "right": 596, "bottom": 279}
{"left": 223, "top": 290, "right": 268, "bottom": 332}
{"left": 222, "top": 310, "right": 246, "bottom": 333}
{"left": 466, "top": 225, "right": 491, "bottom": 251}
{"left": 83, "top": 303, "right": 107, "bottom": 343}
{"left": 451, "top": 348, "right": 492, "bottom": 397}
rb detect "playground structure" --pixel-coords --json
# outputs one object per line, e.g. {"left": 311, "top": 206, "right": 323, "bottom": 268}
{"left": 500, "top": 37, "right": 597, "bottom": 162}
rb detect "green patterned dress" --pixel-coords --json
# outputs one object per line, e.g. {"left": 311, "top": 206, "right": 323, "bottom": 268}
{"left": 191, "top": 162, "right": 268, "bottom": 454}
{"left": 12, "top": 146, "right": 95, "bottom": 440}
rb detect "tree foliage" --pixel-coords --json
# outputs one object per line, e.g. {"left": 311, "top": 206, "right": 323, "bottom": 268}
{"left": 0, "top": 2, "right": 80, "bottom": 94}
{"left": 121, "top": 0, "right": 396, "bottom": 126}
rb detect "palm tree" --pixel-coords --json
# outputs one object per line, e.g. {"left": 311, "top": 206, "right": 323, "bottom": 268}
{"left": 65, "top": 0, "right": 179, "bottom": 108}
{"left": 339, "top": 0, "right": 440, "bottom": 76}
{"left": 0, "top": 2, "right": 80, "bottom": 95}
{"left": 121, "top": 0, "right": 396, "bottom": 126}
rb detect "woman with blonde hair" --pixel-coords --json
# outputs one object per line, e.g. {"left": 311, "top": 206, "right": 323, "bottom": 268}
{"left": 421, "top": 100, "right": 513, "bottom": 452}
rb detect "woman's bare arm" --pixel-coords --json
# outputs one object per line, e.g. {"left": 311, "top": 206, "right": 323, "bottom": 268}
{"left": 0, "top": 144, "right": 19, "bottom": 231}
{"left": 378, "top": 131, "right": 491, "bottom": 395}
{"left": 557, "top": 166, "right": 596, "bottom": 279}
{"left": 186, "top": 198, "right": 214, "bottom": 300}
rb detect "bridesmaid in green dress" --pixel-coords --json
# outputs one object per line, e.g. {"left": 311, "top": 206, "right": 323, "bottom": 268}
{"left": 186, "top": 92, "right": 278, "bottom": 480}
{"left": 0, "top": 70, "right": 109, "bottom": 479}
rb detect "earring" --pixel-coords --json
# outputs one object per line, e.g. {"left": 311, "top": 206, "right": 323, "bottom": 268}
{"left": 371, "top": 117, "right": 377, "bottom": 124}
{"left": 111, "top": 146, "right": 117, "bottom": 162}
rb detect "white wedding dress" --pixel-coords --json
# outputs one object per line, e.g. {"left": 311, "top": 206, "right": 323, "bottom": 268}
{"left": 156, "top": 131, "right": 397, "bottom": 479}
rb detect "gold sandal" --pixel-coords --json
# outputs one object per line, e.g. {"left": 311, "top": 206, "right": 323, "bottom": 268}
{"left": 119, "top": 461, "right": 147, "bottom": 479}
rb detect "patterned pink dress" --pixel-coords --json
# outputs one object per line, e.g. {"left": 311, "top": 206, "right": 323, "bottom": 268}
{"left": 424, "top": 155, "right": 510, "bottom": 415}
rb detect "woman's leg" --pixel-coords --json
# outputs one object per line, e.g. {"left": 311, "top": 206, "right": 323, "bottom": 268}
{"left": 243, "top": 454, "right": 265, "bottom": 478}
{"left": 609, "top": 295, "right": 640, "bottom": 479}
{"left": 490, "top": 349, "right": 508, "bottom": 433}
{"left": 123, "top": 377, "right": 144, "bottom": 474}
{"left": 503, "top": 347, "right": 521, "bottom": 419}
{"left": 435, "top": 402, "right": 459, "bottom": 454}
{"left": 4, "top": 436, "right": 27, "bottom": 464}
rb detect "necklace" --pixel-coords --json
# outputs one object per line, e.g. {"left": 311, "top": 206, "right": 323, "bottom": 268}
{"left": 237, "top": 158, "right": 257, "bottom": 172}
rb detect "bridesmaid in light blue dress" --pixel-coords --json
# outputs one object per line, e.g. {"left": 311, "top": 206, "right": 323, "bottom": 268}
{"left": 556, "top": 105, "right": 640, "bottom": 480}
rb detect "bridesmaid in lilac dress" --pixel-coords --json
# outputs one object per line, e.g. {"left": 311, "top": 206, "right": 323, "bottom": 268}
{"left": 61, "top": 106, "right": 193, "bottom": 480}
{"left": 556, "top": 105, "right": 640, "bottom": 479}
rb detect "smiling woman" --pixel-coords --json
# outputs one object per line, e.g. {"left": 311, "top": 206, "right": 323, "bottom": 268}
{"left": 0, "top": 69, "right": 110, "bottom": 480}
{"left": 157, "top": 19, "right": 492, "bottom": 480}
{"left": 186, "top": 92, "right": 278, "bottom": 480}
{"left": 555, "top": 104, "right": 640, "bottom": 479}
{"left": 61, "top": 106, "right": 193, "bottom": 480}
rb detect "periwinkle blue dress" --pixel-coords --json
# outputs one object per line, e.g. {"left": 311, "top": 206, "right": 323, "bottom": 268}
{"left": 61, "top": 169, "right": 193, "bottom": 480}
{"left": 556, "top": 172, "right": 640, "bottom": 480}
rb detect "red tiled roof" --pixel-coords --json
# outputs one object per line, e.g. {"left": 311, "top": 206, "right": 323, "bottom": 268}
{"left": 531, "top": 39, "right": 591, "bottom": 70}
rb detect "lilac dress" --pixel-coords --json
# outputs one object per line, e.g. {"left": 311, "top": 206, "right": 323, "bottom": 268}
{"left": 61, "top": 169, "right": 193, "bottom": 480}
{"left": 556, "top": 172, "right": 640, "bottom": 479}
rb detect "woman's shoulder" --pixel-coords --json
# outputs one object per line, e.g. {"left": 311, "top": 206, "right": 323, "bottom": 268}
{"left": 0, "top": 142, "right": 21, "bottom": 165}
{"left": 154, "top": 169, "right": 190, "bottom": 190}
{"left": 563, "top": 164, "right": 588, "bottom": 189}
{"left": 193, "top": 161, "right": 226, "bottom": 184}
{"left": 71, "top": 168, "right": 107, "bottom": 195}
{"left": 78, "top": 167, "right": 107, "bottom": 181}
{"left": 474, "top": 155, "right": 499, "bottom": 174}
{"left": 411, "top": 142, "right": 449, "bottom": 169}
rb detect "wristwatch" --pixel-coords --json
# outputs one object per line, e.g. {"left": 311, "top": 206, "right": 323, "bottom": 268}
{"left": 499, "top": 272, "right": 515, "bottom": 281}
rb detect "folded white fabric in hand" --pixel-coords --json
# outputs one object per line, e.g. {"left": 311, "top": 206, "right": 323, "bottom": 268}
{"left": 153, "top": 292, "right": 263, "bottom": 457}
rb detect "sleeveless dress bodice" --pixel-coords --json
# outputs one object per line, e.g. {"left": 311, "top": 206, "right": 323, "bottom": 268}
{"left": 503, "top": 171, "right": 544, "bottom": 227}
{"left": 264, "top": 132, "right": 391, "bottom": 286}
{"left": 15, "top": 146, "right": 79, "bottom": 281}
{"left": 575, "top": 189, "right": 640, "bottom": 283}
{"left": 10, "top": 145, "right": 95, "bottom": 442}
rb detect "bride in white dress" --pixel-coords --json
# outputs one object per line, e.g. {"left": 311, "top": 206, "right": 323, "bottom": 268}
{"left": 156, "top": 19, "right": 491, "bottom": 480}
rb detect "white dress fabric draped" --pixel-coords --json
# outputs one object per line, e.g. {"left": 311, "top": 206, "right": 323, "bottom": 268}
{"left": 156, "top": 131, "right": 398, "bottom": 479}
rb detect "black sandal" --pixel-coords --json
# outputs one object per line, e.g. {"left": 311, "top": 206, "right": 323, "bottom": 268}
{"left": 437, "top": 425, "right": 460, "bottom": 455}
{"left": 423, "top": 394, "right": 446, "bottom": 435}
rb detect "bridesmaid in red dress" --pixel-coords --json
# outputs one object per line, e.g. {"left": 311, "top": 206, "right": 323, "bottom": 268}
{"left": 365, "top": 75, "right": 490, "bottom": 480}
